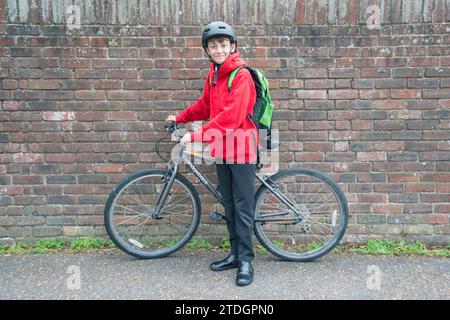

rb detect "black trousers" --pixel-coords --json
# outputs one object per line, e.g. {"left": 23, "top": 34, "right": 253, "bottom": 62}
{"left": 216, "top": 163, "right": 257, "bottom": 262}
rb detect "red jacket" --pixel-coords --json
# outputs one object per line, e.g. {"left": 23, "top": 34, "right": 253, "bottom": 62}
{"left": 176, "top": 51, "right": 258, "bottom": 163}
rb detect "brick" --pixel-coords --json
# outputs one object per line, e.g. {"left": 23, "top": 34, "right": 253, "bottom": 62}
{"left": 45, "top": 154, "right": 76, "bottom": 163}
{"left": 12, "top": 175, "right": 43, "bottom": 185}
{"left": 421, "top": 173, "right": 450, "bottom": 182}
{"left": 46, "top": 216, "right": 77, "bottom": 226}
{"left": 27, "top": 80, "right": 61, "bottom": 89}
{"left": 360, "top": 68, "right": 391, "bottom": 78}
{"left": 0, "top": 133, "right": 9, "bottom": 143}
{"left": 59, "top": 59, "right": 91, "bottom": 69}
{"left": 329, "top": 68, "right": 359, "bottom": 78}
{"left": 357, "top": 152, "right": 387, "bottom": 161}
{"left": 63, "top": 226, "right": 95, "bottom": 237}
{"left": 374, "top": 121, "right": 405, "bottom": 130}
{"left": 295, "top": 152, "right": 324, "bottom": 162}
{"left": 297, "top": 68, "right": 327, "bottom": 78}
{"left": 389, "top": 173, "right": 419, "bottom": 182}
{"left": 389, "top": 193, "right": 419, "bottom": 203}
{"left": 435, "top": 204, "right": 450, "bottom": 213}
{"left": 31, "top": 164, "right": 60, "bottom": 174}
{"left": 392, "top": 68, "right": 423, "bottom": 78}
{"left": 46, "top": 175, "right": 76, "bottom": 184}
{"left": 107, "top": 70, "right": 139, "bottom": 79}
{"left": 357, "top": 214, "right": 386, "bottom": 224}
{"left": 12, "top": 153, "right": 44, "bottom": 163}
{"left": 418, "top": 214, "right": 449, "bottom": 224}
{"left": 76, "top": 112, "right": 106, "bottom": 121}
{"left": 44, "top": 48, "right": 76, "bottom": 57}
{"left": 172, "top": 48, "right": 203, "bottom": 58}
{"left": 434, "top": 225, "right": 450, "bottom": 235}
{"left": 408, "top": 79, "right": 439, "bottom": 88}
{"left": 371, "top": 225, "right": 403, "bottom": 235}
{"left": 93, "top": 80, "right": 122, "bottom": 90}
{"left": 359, "top": 89, "right": 389, "bottom": 99}
{"left": 141, "top": 69, "right": 171, "bottom": 79}
{"left": 423, "top": 90, "right": 450, "bottom": 99}
{"left": 46, "top": 196, "right": 76, "bottom": 205}
{"left": 352, "top": 79, "right": 374, "bottom": 89}
{"left": 75, "top": 70, "right": 105, "bottom": 79}
{"left": 43, "top": 112, "right": 75, "bottom": 121}
{"left": 77, "top": 215, "right": 104, "bottom": 226}
{"left": 10, "top": 47, "right": 41, "bottom": 57}
{"left": 107, "top": 91, "right": 138, "bottom": 101}
{"left": 108, "top": 48, "right": 139, "bottom": 58}
{"left": 376, "top": 57, "right": 407, "bottom": 67}
{"left": 93, "top": 164, "right": 124, "bottom": 173}
{"left": 106, "top": 112, "right": 137, "bottom": 121}
{"left": 8, "top": 227, "right": 33, "bottom": 238}
{"left": 425, "top": 68, "right": 450, "bottom": 77}
{"left": 32, "top": 227, "right": 63, "bottom": 237}
{"left": 390, "top": 110, "right": 421, "bottom": 120}
{"left": 140, "top": 48, "right": 170, "bottom": 58}
{"left": 297, "top": 90, "right": 327, "bottom": 100}
{"left": 375, "top": 79, "right": 406, "bottom": 89}
{"left": 374, "top": 100, "right": 407, "bottom": 109}
{"left": 329, "top": 111, "right": 358, "bottom": 120}
{"left": 402, "top": 204, "right": 432, "bottom": 215}
{"left": 74, "top": 90, "right": 106, "bottom": 100}
{"left": 329, "top": 90, "right": 358, "bottom": 100}
{"left": 304, "top": 121, "right": 334, "bottom": 130}
{"left": 14, "top": 216, "right": 45, "bottom": 226}
{"left": 375, "top": 141, "right": 405, "bottom": 151}
{"left": 402, "top": 225, "right": 433, "bottom": 235}
{"left": 391, "top": 89, "right": 421, "bottom": 99}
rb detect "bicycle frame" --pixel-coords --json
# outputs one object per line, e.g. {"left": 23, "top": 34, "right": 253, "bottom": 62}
{"left": 153, "top": 144, "right": 303, "bottom": 223}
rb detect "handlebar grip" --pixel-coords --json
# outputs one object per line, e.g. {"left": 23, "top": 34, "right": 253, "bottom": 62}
{"left": 164, "top": 122, "right": 178, "bottom": 132}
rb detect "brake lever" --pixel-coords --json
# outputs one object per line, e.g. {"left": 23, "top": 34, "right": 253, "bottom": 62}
{"left": 164, "top": 122, "right": 178, "bottom": 133}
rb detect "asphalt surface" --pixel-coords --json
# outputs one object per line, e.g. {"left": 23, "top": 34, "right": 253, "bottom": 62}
{"left": 0, "top": 250, "right": 448, "bottom": 300}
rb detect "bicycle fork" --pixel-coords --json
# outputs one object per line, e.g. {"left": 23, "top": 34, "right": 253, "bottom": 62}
{"left": 151, "top": 163, "right": 179, "bottom": 219}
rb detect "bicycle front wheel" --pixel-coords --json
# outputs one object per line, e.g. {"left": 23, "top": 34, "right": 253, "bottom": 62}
{"left": 104, "top": 168, "right": 201, "bottom": 259}
{"left": 254, "top": 168, "right": 348, "bottom": 261}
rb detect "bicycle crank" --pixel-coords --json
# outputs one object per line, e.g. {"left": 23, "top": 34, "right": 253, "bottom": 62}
{"left": 209, "top": 211, "right": 226, "bottom": 222}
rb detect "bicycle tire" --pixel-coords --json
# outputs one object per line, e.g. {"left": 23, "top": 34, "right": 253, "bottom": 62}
{"left": 254, "top": 168, "right": 348, "bottom": 262}
{"left": 104, "top": 168, "right": 201, "bottom": 259}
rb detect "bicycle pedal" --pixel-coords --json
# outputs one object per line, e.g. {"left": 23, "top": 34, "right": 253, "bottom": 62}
{"left": 209, "top": 212, "right": 225, "bottom": 222}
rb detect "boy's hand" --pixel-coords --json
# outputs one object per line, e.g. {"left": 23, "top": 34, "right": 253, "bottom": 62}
{"left": 166, "top": 115, "right": 177, "bottom": 123}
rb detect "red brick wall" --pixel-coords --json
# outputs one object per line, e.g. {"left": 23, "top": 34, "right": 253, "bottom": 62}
{"left": 0, "top": 0, "right": 449, "bottom": 244}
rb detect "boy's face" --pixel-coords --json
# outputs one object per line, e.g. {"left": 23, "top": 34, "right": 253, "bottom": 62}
{"left": 206, "top": 37, "right": 236, "bottom": 65}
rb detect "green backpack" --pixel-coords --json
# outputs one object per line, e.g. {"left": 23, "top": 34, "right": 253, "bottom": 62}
{"left": 228, "top": 66, "right": 275, "bottom": 150}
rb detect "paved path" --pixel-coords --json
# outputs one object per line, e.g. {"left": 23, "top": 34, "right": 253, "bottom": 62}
{"left": 0, "top": 250, "right": 448, "bottom": 300}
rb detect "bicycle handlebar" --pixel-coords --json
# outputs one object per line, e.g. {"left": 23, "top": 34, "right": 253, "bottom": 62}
{"left": 164, "top": 121, "right": 189, "bottom": 144}
{"left": 164, "top": 121, "right": 178, "bottom": 134}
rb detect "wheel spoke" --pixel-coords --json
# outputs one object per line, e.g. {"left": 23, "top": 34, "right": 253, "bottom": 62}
{"left": 254, "top": 169, "right": 348, "bottom": 261}
{"left": 105, "top": 171, "right": 200, "bottom": 259}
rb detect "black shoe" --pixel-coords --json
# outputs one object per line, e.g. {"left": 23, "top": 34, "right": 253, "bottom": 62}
{"left": 236, "top": 261, "right": 254, "bottom": 286}
{"left": 210, "top": 255, "right": 239, "bottom": 272}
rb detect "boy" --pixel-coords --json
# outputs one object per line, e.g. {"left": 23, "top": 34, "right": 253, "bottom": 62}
{"left": 165, "top": 21, "right": 258, "bottom": 286}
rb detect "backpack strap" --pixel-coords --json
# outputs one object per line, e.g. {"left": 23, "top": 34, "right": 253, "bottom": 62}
{"left": 228, "top": 66, "right": 247, "bottom": 93}
{"left": 228, "top": 66, "right": 262, "bottom": 167}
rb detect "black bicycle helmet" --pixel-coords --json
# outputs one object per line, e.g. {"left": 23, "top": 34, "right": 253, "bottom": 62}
{"left": 202, "top": 21, "right": 237, "bottom": 51}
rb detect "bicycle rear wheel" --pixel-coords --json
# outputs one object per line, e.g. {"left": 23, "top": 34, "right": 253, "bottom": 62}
{"left": 104, "top": 168, "right": 201, "bottom": 259}
{"left": 254, "top": 168, "right": 348, "bottom": 261}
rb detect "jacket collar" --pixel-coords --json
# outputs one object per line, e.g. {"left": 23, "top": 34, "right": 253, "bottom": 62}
{"left": 209, "top": 50, "right": 246, "bottom": 79}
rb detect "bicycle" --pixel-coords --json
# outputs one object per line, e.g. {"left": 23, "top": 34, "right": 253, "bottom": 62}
{"left": 104, "top": 122, "right": 349, "bottom": 262}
